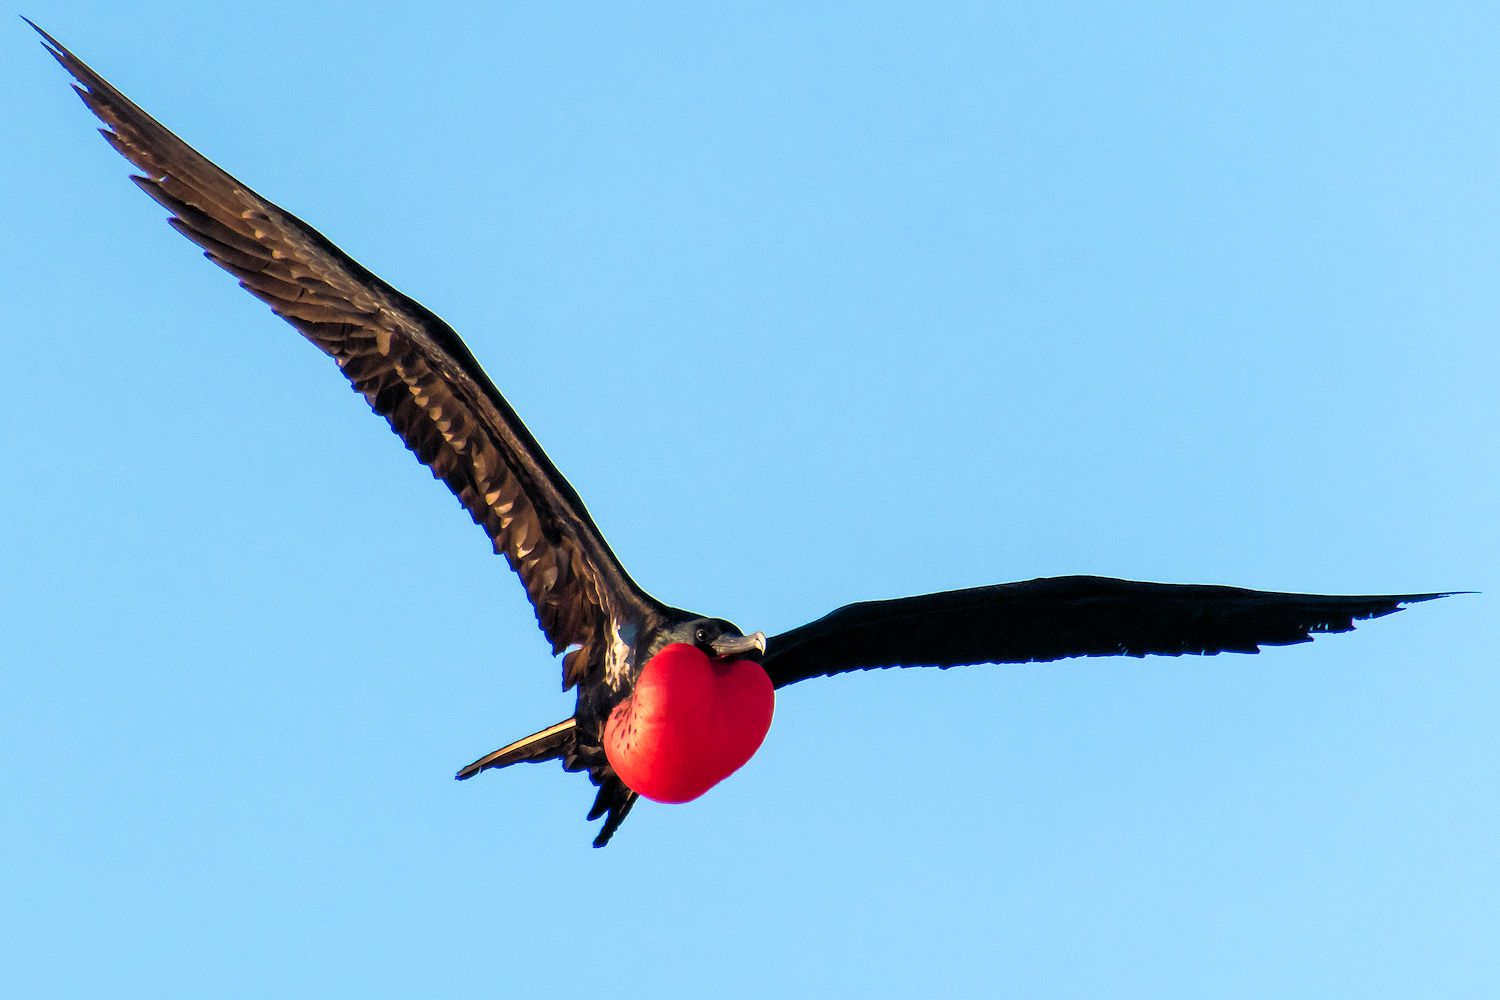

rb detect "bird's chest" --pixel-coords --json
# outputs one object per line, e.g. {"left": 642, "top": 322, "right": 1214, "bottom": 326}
{"left": 601, "top": 643, "right": 775, "bottom": 803}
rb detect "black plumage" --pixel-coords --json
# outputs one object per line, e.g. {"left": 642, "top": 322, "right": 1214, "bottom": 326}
{"left": 762, "top": 576, "right": 1445, "bottom": 687}
{"left": 32, "top": 22, "right": 1452, "bottom": 848}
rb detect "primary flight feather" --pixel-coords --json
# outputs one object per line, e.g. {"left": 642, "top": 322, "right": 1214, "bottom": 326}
{"left": 32, "top": 21, "right": 1450, "bottom": 847}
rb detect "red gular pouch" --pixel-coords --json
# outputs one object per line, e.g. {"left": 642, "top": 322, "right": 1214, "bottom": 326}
{"left": 603, "top": 642, "right": 775, "bottom": 803}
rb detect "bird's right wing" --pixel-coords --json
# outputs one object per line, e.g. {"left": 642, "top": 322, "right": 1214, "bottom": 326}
{"left": 761, "top": 576, "right": 1450, "bottom": 688}
{"left": 34, "top": 23, "right": 660, "bottom": 689}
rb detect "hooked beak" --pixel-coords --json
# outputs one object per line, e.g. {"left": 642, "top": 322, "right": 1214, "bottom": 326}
{"left": 709, "top": 630, "right": 767, "bottom": 661}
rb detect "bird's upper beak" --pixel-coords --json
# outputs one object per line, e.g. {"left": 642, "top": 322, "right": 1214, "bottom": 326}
{"left": 709, "top": 630, "right": 767, "bottom": 661}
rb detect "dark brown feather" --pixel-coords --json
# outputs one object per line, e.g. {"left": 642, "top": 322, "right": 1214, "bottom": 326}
{"left": 33, "top": 23, "right": 659, "bottom": 691}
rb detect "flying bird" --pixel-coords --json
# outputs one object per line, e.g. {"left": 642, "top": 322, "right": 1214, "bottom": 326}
{"left": 32, "top": 22, "right": 1451, "bottom": 847}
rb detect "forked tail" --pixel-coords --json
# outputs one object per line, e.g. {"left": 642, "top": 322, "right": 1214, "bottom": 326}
{"left": 455, "top": 718, "right": 576, "bottom": 780}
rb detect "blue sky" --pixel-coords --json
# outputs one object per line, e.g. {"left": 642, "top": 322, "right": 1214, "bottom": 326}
{"left": 3, "top": 3, "right": 1496, "bottom": 997}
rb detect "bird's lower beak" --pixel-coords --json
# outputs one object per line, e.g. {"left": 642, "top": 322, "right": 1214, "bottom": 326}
{"left": 710, "top": 631, "right": 767, "bottom": 660}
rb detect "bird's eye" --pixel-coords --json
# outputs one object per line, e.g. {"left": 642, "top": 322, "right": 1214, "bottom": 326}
{"left": 694, "top": 626, "right": 710, "bottom": 644}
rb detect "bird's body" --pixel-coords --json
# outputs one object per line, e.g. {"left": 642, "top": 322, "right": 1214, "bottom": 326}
{"left": 33, "top": 21, "right": 1453, "bottom": 847}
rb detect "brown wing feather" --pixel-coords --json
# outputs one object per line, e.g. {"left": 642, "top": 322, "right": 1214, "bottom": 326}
{"left": 35, "top": 23, "right": 654, "bottom": 688}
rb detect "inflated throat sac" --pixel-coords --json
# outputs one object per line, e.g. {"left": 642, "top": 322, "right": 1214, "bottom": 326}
{"left": 604, "top": 643, "right": 775, "bottom": 803}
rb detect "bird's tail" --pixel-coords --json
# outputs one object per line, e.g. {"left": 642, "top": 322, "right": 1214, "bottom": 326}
{"left": 455, "top": 718, "right": 576, "bottom": 780}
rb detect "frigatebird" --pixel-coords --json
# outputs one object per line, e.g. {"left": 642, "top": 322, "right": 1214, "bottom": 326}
{"left": 34, "top": 22, "right": 1451, "bottom": 847}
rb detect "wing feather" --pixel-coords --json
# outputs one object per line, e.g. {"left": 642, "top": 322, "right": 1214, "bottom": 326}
{"left": 35, "top": 23, "right": 654, "bottom": 686}
{"left": 763, "top": 575, "right": 1451, "bottom": 688}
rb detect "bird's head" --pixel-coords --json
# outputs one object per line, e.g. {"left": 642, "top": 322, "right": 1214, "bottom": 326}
{"left": 650, "top": 615, "right": 767, "bottom": 663}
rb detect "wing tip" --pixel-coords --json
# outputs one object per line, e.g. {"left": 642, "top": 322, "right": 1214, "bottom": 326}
{"left": 25, "top": 17, "right": 79, "bottom": 76}
{"left": 21, "top": 15, "right": 58, "bottom": 49}
{"left": 1372, "top": 590, "right": 1469, "bottom": 616}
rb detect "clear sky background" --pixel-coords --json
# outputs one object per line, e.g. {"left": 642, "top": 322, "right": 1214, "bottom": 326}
{"left": 3, "top": 3, "right": 1496, "bottom": 997}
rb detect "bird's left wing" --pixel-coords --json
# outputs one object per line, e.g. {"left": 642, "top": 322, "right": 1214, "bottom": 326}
{"left": 762, "top": 575, "right": 1450, "bottom": 688}
{"left": 33, "top": 22, "right": 657, "bottom": 687}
